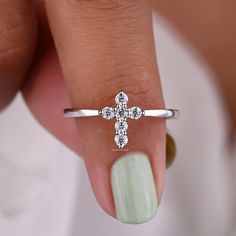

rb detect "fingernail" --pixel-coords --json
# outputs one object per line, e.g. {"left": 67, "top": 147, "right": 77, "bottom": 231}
{"left": 111, "top": 152, "right": 158, "bottom": 224}
{"left": 166, "top": 133, "right": 177, "bottom": 168}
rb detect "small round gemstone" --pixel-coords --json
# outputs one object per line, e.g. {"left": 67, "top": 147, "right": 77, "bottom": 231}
{"left": 114, "top": 135, "right": 128, "bottom": 149}
{"left": 115, "top": 91, "right": 128, "bottom": 105}
{"left": 116, "top": 129, "right": 127, "bottom": 136}
{"left": 101, "top": 107, "right": 115, "bottom": 120}
{"left": 129, "top": 106, "right": 142, "bottom": 120}
{"left": 115, "top": 121, "right": 128, "bottom": 131}
{"left": 116, "top": 107, "right": 128, "bottom": 121}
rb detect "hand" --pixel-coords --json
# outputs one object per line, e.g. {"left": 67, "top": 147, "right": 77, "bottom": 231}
{"left": 0, "top": 0, "right": 166, "bottom": 224}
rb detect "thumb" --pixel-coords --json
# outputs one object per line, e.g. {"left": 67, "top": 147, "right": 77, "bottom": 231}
{"left": 46, "top": 0, "right": 166, "bottom": 224}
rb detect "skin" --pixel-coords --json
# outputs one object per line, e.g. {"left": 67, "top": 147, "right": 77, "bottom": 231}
{"left": 0, "top": 0, "right": 235, "bottom": 220}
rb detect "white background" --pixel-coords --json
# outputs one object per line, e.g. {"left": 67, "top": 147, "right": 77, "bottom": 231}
{"left": 0, "top": 15, "right": 235, "bottom": 236}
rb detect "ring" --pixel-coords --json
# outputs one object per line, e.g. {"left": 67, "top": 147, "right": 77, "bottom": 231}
{"left": 64, "top": 91, "right": 179, "bottom": 149}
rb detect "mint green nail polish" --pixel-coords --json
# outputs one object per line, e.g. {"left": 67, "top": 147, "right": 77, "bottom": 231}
{"left": 111, "top": 152, "right": 158, "bottom": 224}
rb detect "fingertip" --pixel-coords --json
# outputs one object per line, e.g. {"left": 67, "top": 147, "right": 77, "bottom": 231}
{"left": 85, "top": 159, "right": 116, "bottom": 218}
{"left": 149, "top": 126, "right": 166, "bottom": 204}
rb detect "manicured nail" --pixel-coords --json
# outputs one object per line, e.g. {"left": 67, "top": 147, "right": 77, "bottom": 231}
{"left": 166, "top": 133, "right": 177, "bottom": 168}
{"left": 111, "top": 152, "right": 158, "bottom": 224}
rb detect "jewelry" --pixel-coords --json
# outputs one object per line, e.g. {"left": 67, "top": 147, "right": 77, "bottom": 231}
{"left": 64, "top": 91, "right": 179, "bottom": 149}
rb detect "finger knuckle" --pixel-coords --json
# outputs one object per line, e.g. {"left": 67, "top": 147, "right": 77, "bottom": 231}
{"left": 94, "top": 67, "right": 157, "bottom": 107}
{"left": 67, "top": 0, "right": 143, "bottom": 11}
{"left": 65, "top": 0, "right": 147, "bottom": 20}
{"left": 0, "top": 10, "right": 35, "bottom": 70}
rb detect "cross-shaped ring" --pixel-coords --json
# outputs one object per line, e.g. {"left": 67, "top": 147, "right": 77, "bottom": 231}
{"left": 64, "top": 91, "right": 179, "bottom": 149}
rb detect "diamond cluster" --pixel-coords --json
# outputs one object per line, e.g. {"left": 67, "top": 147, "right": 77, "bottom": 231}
{"left": 101, "top": 91, "right": 143, "bottom": 149}
{"left": 114, "top": 92, "right": 129, "bottom": 148}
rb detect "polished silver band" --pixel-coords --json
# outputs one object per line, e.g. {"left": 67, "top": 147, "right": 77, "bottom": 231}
{"left": 64, "top": 108, "right": 179, "bottom": 119}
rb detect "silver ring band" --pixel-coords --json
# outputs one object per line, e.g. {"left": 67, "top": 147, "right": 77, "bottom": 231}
{"left": 64, "top": 108, "right": 179, "bottom": 119}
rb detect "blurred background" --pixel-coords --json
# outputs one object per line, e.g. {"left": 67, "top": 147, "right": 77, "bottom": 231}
{"left": 0, "top": 14, "right": 235, "bottom": 236}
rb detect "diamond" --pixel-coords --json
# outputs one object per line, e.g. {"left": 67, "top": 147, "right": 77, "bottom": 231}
{"left": 114, "top": 135, "right": 128, "bottom": 149}
{"left": 101, "top": 107, "right": 115, "bottom": 120}
{"left": 115, "top": 121, "right": 128, "bottom": 131}
{"left": 100, "top": 92, "right": 143, "bottom": 148}
{"left": 129, "top": 106, "right": 142, "bottom": 120}
{"left": 115, "top": 107, "right": 128, "bottom": 121}
{"left": 115, "top": 91, "right": 128, "bottom": 106}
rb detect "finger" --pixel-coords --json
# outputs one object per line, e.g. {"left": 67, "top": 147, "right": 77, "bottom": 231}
{"left": 0, "top": 0, "right": 37, "bottom": 111}
{"left": 46, "top": 0, "right": 166, "bottom": 224}
{"left": 23, "top": 46, "right": 167, "bottom": 223}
